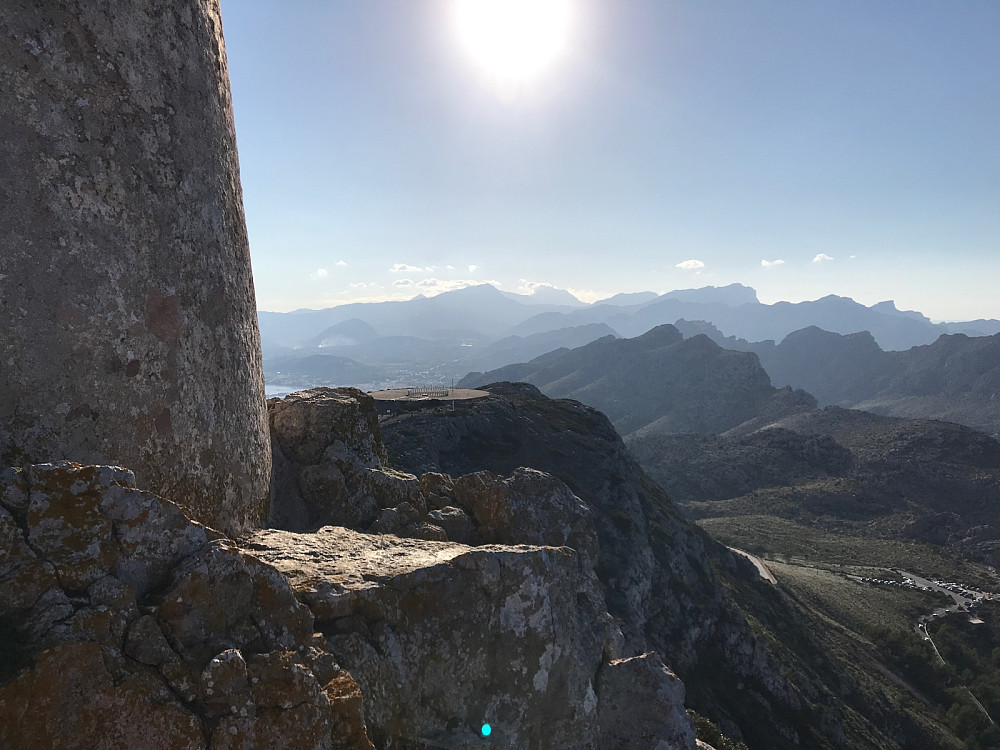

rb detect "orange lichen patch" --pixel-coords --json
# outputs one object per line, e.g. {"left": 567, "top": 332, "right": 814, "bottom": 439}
{"left": 0, "top": 506, "right": 60, "bottom": 611}
{"left": 0, "top": 642, "right": 204, "bottom": 750}
{"left": 325, "top": 671, "right": 376, "bottom": 750}
{"left": 25, "top": 468, "right": 118, "bottom": 593}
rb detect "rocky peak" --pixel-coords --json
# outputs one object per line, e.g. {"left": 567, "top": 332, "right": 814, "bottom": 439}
{"left": 260, "top": 386, "right": 698, "bottom": 747}
{"left": 459, "top": 327, "right": 815, "bottom": 437}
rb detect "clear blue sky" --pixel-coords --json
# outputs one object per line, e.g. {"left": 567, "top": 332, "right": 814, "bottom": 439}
{"left": 222, "top": 1, "right": 1000, "bottom": 321}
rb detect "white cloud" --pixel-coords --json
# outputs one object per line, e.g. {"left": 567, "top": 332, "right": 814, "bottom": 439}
{"left": 675, "top": 259, "right": 705, "bottom": 270}
{"left": 468, "top": 264, "right": 478, "bottom": 273}
{"left": 350, "top": 282, "right": 375, "bottom": 289}
{"left": 761, "top": 259, "right": 785, "bottom": 268}
{"left": 567, "top": 287, "right": 601, "bottom": 303}
{"left": 390, "top": 263, "right": 425, "bottom": 273}
{"left": 310, "top": 268, "right": 328, "bottom": 280}
{"left": 812, "top": 253, "right": 835, "bottom": 263}
{"left": 518, "top": 280, "right": 557, "bottom": 295}
{"left": 446, "top": 264, "right": 455, "bottom": 270}
{"left": 334, "top": 260, "right": 348, "bottom": 267}
{"left": 411, "top": 278, "right": 499, "bottom": 296}
{"left": 392, "top": 279, "right": 414, "bottom": 287}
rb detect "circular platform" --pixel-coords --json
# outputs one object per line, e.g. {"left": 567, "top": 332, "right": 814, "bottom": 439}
{"left": 369, "top": 387, "right": 489, "bottom": 401}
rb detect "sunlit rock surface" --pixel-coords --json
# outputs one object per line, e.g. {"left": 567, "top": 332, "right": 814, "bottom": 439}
{"left": 249, "top": 525, "right": 694, "bottom": 750}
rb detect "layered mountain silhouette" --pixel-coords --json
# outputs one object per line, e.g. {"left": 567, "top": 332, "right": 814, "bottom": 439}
{"left": 458, "top": 324, "right": 817, "bottom": 437}
{"left": 747, "top": 329, "right": 1000, "bottom": 438}
{"left": 259, "top": 284, "right": 1000, "bottom": 438}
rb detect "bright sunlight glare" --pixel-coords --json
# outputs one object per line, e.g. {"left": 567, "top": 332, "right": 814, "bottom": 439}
{"left": 453, "top": 0, "right": 573, "bottom": 86}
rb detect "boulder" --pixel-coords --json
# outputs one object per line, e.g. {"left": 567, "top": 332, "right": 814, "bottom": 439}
{"left": 597, "top": 652, "right": 696, "bottom": 750}
{"left": 268, "top": 389, "right": 415, "bottom": 531}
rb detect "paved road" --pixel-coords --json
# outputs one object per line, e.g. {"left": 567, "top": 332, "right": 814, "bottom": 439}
{"left": 729, "top": 547, "right": 777, "bottom": 584}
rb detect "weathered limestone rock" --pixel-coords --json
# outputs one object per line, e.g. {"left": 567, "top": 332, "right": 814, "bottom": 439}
{"left": 251, "top": 525, "right": 694, "bottom": 750}
{"left": 268, "top": 389, "right": 599, "bottom": 558}
{"left": 0, "top": 1, "right": 270, "bottom": 535}
{"left": 379, "top": 384, "right": 829, "bottom": 747}
{"left": 0, "top": 462, "right": 374, "bottom": 750}
{"left": 269, "top": 389, "right": 401, "bottom": 531}
{"left": 597, "top": 652, "right": 696, "bottom": 750}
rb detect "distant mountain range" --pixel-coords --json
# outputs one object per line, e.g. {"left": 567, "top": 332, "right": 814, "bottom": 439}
{"left": 259, "top": 284, "right": 1000, "bottom": 426}
{"left": 260, "top": 282, "right": 1000, "bottom": 356}
{"left": 682, "top": 323, "right": 1000, "bottom": 439}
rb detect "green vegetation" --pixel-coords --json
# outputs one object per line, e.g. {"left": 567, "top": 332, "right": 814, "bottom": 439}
{"left": 766, "top": 560, "right": 941, "bottom": 634}
{"left": 699, "top": 514, "right": 1000, "bottom": 590}
{"left": 698, "top": 512, "right": 1000, "bottom": 749}
{"left": 928, "top": 605, "right": 1000, "bottom": 748}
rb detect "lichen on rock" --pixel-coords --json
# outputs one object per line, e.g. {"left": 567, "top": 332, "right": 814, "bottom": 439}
{"left": 0, "top": 462, "right": 374, "bottom": 750}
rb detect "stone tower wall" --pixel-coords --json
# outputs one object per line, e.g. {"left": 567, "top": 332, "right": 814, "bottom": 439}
{"left": 0, "top": 1, "right": 270, "bottom": 534}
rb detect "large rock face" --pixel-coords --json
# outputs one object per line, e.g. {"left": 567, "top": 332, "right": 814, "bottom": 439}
{"left": 379, "top": 383, "right": 859, "bottom": 749}
{"left": 249, "top": 527, "right": 689, "bottom": 750}
{"left": 0, "top": 1, "right": 270, "bottom": 534}
{"left": 0, "top": 462, "right": 374, "bottom": 750}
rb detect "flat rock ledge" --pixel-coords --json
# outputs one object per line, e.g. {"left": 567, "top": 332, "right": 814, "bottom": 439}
{"left": 248, "top": 526, "right": 695, "bottom": 750}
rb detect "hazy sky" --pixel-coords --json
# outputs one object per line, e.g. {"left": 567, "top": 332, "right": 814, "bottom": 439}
{"left": 222, "top": 1, "right": 1000, "bottom": 321}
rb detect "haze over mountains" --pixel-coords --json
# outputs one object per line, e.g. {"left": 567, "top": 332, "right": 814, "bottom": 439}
{"left": 259, "top": 282, "right": 1000, "bottom": 393}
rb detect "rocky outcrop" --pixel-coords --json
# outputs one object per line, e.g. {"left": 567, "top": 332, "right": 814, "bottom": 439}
{"left": 248, "top": 526, "right": 693, "bottom": 750}
{"left": 0, "top": 462, "right": 373, "bottom": 749}
{"left": 597, "top": 653, "right": 697, "bottom": 750}
{"left": 0, "top": 396, "right": 698, "bottom": 748}
{"left": 268, "top": 388, "right": 395, "bottom": 532}
{"left": 268, "top": 389, "right": 599, "bottom": 562}
{"left": 263, "top": 387, "right": 697, "bottom": 748}
{"left": 0, "top": 1, "right": 270, "bottom": 535}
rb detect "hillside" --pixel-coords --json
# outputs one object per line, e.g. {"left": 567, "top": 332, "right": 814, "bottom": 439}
{"left": 754, "top": 329, "right": 1000, "bottom": 439}
{"left": 629, "top": 407, "right": 1000, "bottom": 566}
{"left": 459, "top": 324, "right": 816, "bottom": 436}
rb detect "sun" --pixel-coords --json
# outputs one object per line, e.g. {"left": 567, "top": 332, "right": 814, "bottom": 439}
{"left": 452, "top": 0, "right": 573, "bottom": 86}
